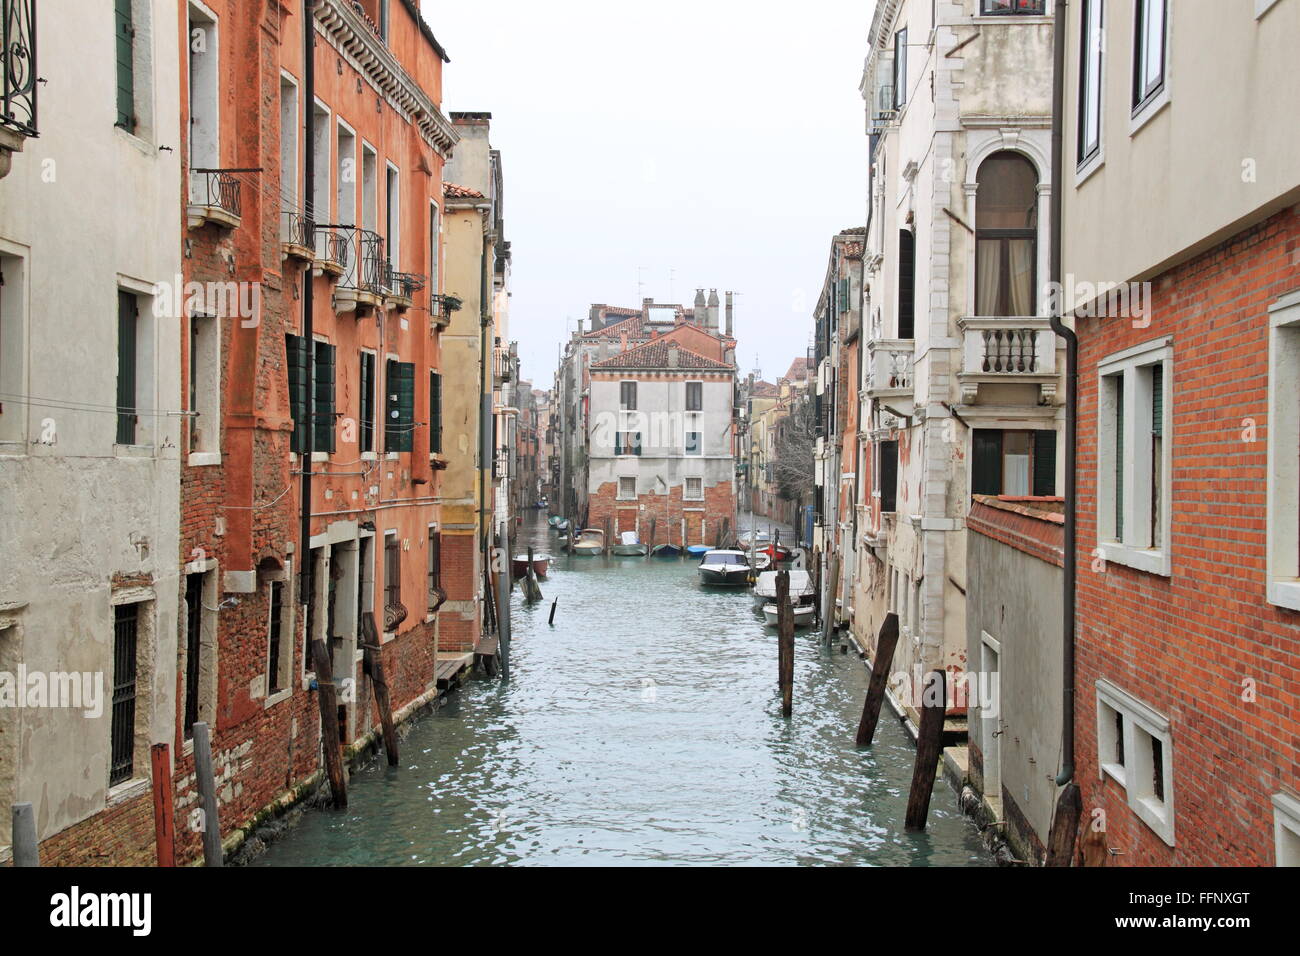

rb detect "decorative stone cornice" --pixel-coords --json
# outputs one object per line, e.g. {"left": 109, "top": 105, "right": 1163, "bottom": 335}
{"left": 314, "top": 0, "right": 459, "bottom": 158}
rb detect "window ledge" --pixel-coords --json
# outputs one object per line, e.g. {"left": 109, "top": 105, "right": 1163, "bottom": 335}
{"left": 1100, "top": 760, "right": 1127, "bottom": 789}
{"left": 1129, "top": 86, "right": 1171, "bottom": 137}
{"left": 385, "top": 452, "right": 400, "bottom": 461}
{"left": 361, "top": 451, "right": 378, "bottom": 461}
{"left": 1074, "top": 149, "right": 1104, "bottom": 188}
{"left": 1267, "top": 580, "right": 1300, "bottom": 613}
{"left": 970, "top": 15, "right": 1051, "bottom": 25}
{"left": 263, "top": 687, "right": 292, "bottom": 710}
{"left": 1133, "top": 794, "right": 1175, "bottom": 846}
{"left": 1100, "top": 541, "right": 1170, "bottom": 577}
{"left": 188, "top": 451, "right": 222, "bottom": 467}
{"left": 106, "top": 777, "right": 150, "bottom": 808}
{"left": 311, "top": 451, "right": 330, "bottom": 463}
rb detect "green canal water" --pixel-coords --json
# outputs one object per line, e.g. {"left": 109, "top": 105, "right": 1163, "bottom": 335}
{"left": 252, "top": 513, "right": 990, "bottom": 866}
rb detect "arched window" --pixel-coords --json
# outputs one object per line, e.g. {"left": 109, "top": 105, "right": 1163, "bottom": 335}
{"left": 975, "top": 152, "right": 1038, "bottom": 316}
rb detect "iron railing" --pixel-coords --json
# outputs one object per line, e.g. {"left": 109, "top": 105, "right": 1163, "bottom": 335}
{"left": 385, "top": 267, "right": 426, "bottom": 300}
{"left": 191, "top": 168, "right": 242, "bottom": 219}
{"left": 281, "top": 210, "right": 315, "bottom": 248}
{"left": 1, "top": 0, "right": 36, "bottom": 137}
{"left": 110, "top": 603, "right": 139, "bottom": 786}
{"left": 315, "top": 227, "right": 350, "bottom": 268}
{"left": 357, "top": 229, "right": 386, "bottom": 294}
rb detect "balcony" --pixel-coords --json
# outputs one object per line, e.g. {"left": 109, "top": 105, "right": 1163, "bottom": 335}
{"left": 0, "top": 0, "right": 36, "bottom": 178}
{"left": 429, "top": 293, "right": 461, "bottom": 332}
{"left": 956, "top": 316, "right": 1058, "bottom": 403}
{"left": 313, "top": 228, "right": 349, "bottom": 279}
{"left": 865, "top": 339, "right": 914, "bottom": 405}
{"left": 385, "top": 267, "right": 425, "bottom": 312}
{"left": 335, "top": 228, "right": 385, "bottom": 313}
{"left": 187, "top": 168, "right": 242, "bottom": 230}
{"left": 281, "top": 211, "right": 315, "bottom": 263}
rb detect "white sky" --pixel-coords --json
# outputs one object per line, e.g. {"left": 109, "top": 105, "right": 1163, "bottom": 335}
{"left": 422, "top": 0, "right": 873, "bottom": 390}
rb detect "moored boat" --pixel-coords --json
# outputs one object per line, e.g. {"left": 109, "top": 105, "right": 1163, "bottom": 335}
{"left": 698, "top": 549, "right": 752, "bottom": 586}
{"left": 685, "top": 544, "right": 712, "bottom": 559}
{"left": 753, "top": 569, "right": 815, "bottom": 608}
{"left": 736, "top": 529, "right": 771, "bottom": 551}
{"left": 762, "top": 600, "right": 816, "bottom": 628}
{"left": 651, "top": 543, "right": 682, "bottom": 557}
{"left": 571, "top": 528, "right": 605, "bottom": 556}
{"left": 611, "top": 531, "right": 648, "bottom": 556}
{"left": 512, "top": 553, "right": 551, "bottom": 579}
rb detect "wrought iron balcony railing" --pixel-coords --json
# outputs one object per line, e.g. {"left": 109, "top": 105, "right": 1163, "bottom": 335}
{"left": 1, "top": 0, "right": 37, "bottom": 138}
{"left": 190, "top": 168, "right": 242, "bottom": 220}
{"left": 281, "top": 210, "right": 315, "bottom": 250}
{"left": 314, "top": 227, "right": 350, "bottom": 270}
{"left": 356, "top": 229, "right": 386, "bottom": 295}
{"left": 385, "top": 267, "right": 425, "bottom": 300}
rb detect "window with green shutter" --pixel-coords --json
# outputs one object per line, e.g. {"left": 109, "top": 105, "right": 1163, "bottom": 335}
{"left": 429, "top": 370, "right": 442, "bottom": 454}
{"left": 116, "top": 291, "right": 138, "bottom": 444}
{"left": 359, "top": 351, "right": 375, "bottom": 453}
{"left": 115, "top": 0, "right": 135, "bottom": 131}
{"left": 313, "top": 341, "right": 336, "bottom": 454}
{"left": 1150, "top": 363, "right": 1163, "bottom": 547}
{"left": 285, "top": 334, "right": 310, "bottom": 454}
{"left": 1032, "top": 428, "right": 1056, "bottom": 497}
{"left": 386, "top": 359, "right": 414, "bottom": 453}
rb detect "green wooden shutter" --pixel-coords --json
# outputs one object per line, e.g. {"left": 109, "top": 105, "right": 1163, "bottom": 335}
{"left": 285, "top": 334, "right": 310, "bottom": 454}
{"left": 1115, "top": 382, "right": 1125, "bottom": 542}
{"left": 430, "top": 370, "right": 442, "bottom": 454}
{"left": 359, "top": 352, "right": 374, "bottom": 453}
{"left": 313, "top": 342, "right": 336, "bottom": 453}
{"left": 1032, "top": 428, "right": 1057, "bottom": 497}
{"left": 879, "top": 440, "right": 898, "bottom": 512}
{"left": 1151, "top": 363, "right": 1163, "bottom": 437}
{"left": 971, "top": 429, "right": 1004, "bottom": 496}
{"left": 116, "top": 291, "right": 137, "bottom": 444}
{"left": 386, "top": 360, "right": 414, "bottom": 453}
{"left": 115, "top": 0, "right": 135, "bottom": 131}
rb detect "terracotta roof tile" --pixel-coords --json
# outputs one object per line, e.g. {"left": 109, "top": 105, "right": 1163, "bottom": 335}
{"left": 443, "top": 182, "right": 485, "bottom": 199}
{"left": 592, "top": 338, "right": 733, "bottom": 371}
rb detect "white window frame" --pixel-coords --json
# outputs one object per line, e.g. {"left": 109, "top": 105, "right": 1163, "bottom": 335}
{"left": 279, "top": 71, "right": 300, "bottom": 235}
{"left": 1096, "top": 337, "right": 1172, "bottom": 576}
{"left": 617, "top": 476, "right": 637, "bottom": 501}
{"left": 187, "top": 309, "right": 221, "bottom": 464}
{"left": 1096, "top": 678, "right": 1175, "bottom": 846}
{"left": 0, "top": 246, "right": 29, "bottom": 448}
{"left": 1273, "top": 791, "right": 1300, "bottom": 866}
{"left": 263, "top": 559, "right": 294, "bottom": 708}
{"left": 1267, "top": 290, "right": 1300, "bottom": 611}
{"left": 1075, "top": 0, "right": 1106, "bottom": 184}
{"left": 385, "top": 160, "right": 401, "bottom": 273}
{"left": 684, "top": 476, "right": 703, "bottom": 501}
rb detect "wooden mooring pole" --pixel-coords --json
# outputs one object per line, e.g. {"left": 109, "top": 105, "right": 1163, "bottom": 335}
{"left": 855, "top": 612, "right": 900, "bottom": 746}
{"left": 904, "top": 669, "right": 947, "bottom": 831}
{"left": 150, "top": 742, "right": 176, "bottom": 866}
{"left": 11, "top": 802, "right": 38, "bottom": 867}
{"left": 192, "top": 721, "right": 225, "bottom": 865}
{"left": 548, "top": 597, "right": 558, "bottom": 626}
{"left": 309, "top": 640, "right": 349, "bottom": 809}
{"left": 648, "top": 517, "right": 656, "bottom": 558}
{"left": 777, "top": 569, "right": 794, "bottom": 718}
{"left": 497, "top": 531, "right": 512, "bottom": 679}
{"left": 362, "top": 612, "right": 399, "bottom": 767}
{"left": 1047, "top": 782, "right": 1083, "bottom": 867}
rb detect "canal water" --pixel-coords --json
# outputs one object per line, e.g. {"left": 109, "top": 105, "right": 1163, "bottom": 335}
{"left": 253, "top": 513, "right": 989, "bottom": 866}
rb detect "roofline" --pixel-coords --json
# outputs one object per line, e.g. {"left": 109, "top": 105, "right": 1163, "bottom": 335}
{"left": 399, "top": 0, "right": 450, "bottom": 62}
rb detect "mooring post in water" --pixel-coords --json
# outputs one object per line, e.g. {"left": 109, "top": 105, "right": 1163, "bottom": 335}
{"left": 855, "top": 612, "right": 900, "bottom": 746}
{"left": 150, "top": 743, "right": 176, "bottom": 866}
{"left": 523, "top": 547, "right": 542, "bottom": 602}
{"left": 11, "top": 802, "right": 38, "bottom": 867}
{"left": 824, "top": 555, "right": 841, "bottom": 646}
{"left": 904, "top": 669, "right": 947, "bottom": 831}
{"left": 362, "top": 613, "right": 399, "bottom": 766}
{"left": 777, "top": 569, "right": 794, "bottom": 718}
{"left": 548, "top": 596, "right": 558, "bottom": 626}
{"left": 496, "top": 530, "right": 511, "bottom": 679}
{"left": 310, "top": 640, "right": 349, "bottom": 810}
{"left": 602, "top": 516, "right": 611, "bottom": 555}
{"left": 648, "top": 517, "right": 656, "bottom": 558}
{"left": 192, "top": 721, "right": 226, "bottom": 865}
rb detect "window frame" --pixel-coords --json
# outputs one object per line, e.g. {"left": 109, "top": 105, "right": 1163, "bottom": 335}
{"left": 617, "top": 476, "right": 637, "bottom": 501}
{"left": 1131, "top": 0, "right": 1168, "bottom": 115}
{"left": 1076, "top": 0, "right": 1105, "bottom": 173}
{"left": 426, "top": 525, "right": 441, "bottom": 614}
{"left": 979, "top": 0, "right": 1047, "bottom": 13}
{"left": 892, "top": 27, "right": 908, "bottom": 111}
{"left": 1266, "top": 290, "right": 1300, "bottom": 611}
{"left": 1096, "top": 338, "right": 1172, "bottom": 576}
{"left": 685, "top": 380, "right": 703, "bottom": 412}
{"left": 684, "top": 476, "right": 704, "bottom": 501}
{"left": 1096, "top": 679, "right": 1175, "bottom": 846}
{"left": 1273, "top": 791, "right": 1300, "bottom": 866}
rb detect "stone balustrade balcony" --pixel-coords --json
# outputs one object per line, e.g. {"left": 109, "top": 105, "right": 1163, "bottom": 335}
{"left": 956, "top": 316, "right": 1059, "bottom": 403}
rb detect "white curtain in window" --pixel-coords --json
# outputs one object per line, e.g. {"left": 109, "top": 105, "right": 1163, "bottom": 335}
{"left": 977, "top": 239, "right": 1002, "bottom": 315}
{"left": 1008, "top": 239, "right": 1034, "bottom": 316}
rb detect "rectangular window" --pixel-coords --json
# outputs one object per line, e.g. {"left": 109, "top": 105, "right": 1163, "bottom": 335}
{"left": 313, "top": 340, "right": 336, "bottom": 454}
{"left": 361, "top": 143, "right": 378, "bottom": 234}
{"left": 359, "top": 350, "right": 375, "bottom": 454}
{"left": 384, "top": 532, "right": 401, "bottom": 613}
{"left": 116, "top": 290, "right": 140, "bottom": 445}
{"left": 616, "top": 431, "right": 642, "bottom": 456}
{"left": 188, "top": 313, "right": 219, "bottom": 456}
{"left": 1132, "top": 0, "right": 1167, "bottom": 112}
{"left": 0, "top": 253, "right": 26, "bottom": 444}
{"left": 183, "top": 573, "right": 202, "bottom": 739}
{"left": 110, "top": 603, "right": 140, "bottom": 786}
{"left": 429, "top": 201, "right": 441, "bottom": 293}
{"left": 685, "top": 431, "right": 702, "bottom": 456}
{"left": 685, "top": 381, "right": 703, "bottom": 411}
{"left": 879, "top": 439, "right": 899, "bottom": 512}
{"left": 336, "top": 120, "right": 356, "bottom": 228}
{"left": 187, "top": 4, "right": 220, "bottom": 202}
{"left": 114, "top": 0, "right": 135, "bottom": 130}
{"left": 1096, "top": 679, "right": 1175, "bottom": 846}
{"left": 385, "top": 163, "right": 401, "bottom": 273}
{"left": 1078, "top": 0, "right": 1105, "bottom": 166}
{"left": 620, "top": 381, "right": 637, "bottom": 411}
{"left": 429, "top": 370, "right": 443, "bottom": 454}
{"left": 971, "top": 429, "right": 1057, "bottom": 497}
{"left": 385, "top": 359, "right": 415, "bottom": 453}
{"left": 279, "top": 75, "right": 299, "bottom": 237}
{"left": 618, "top": 476, "right": 637, "bottom": 500}
{"left": 310, "top": 100, "right": 330, "bottom": 231}
{"left": 285, "top": 334, "right": 310, "bottom": 454}
{"left": 426, "top": 527, "right": 441, "bottom": 612}
{"left": 897, "top": 231, "right": 916, "bottom": 338}
{"left": 1274, "top": 793, "right": 1300, "bottom": 867}
{"left": 981, "top": 0, "right": 1045, "bottom": 13}
{"left": 685, "top": 476, "right": 703, "bottom": 500}
{"left": 893, "top": 28, "right": 908, "bottom": 110}
{"left": 1097, "top": 340, "right": 1171, "bottom": 574}
{"left": 267, "top": 578, "right": 287, "bottom": 695}
{"left": 1265, "top": 291, "right": 1300, "bottom": 611}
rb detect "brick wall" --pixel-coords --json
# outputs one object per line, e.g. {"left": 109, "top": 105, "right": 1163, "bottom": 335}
{"left": 587, "top": 477, "right": 736, "bottom": 547}
{"left": 1073, "top": 204, "right": 1300, "bottom": 865}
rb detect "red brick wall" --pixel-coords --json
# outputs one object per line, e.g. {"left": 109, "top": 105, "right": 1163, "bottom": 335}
{"left": 587, "top": 478, "right": 736, "bottom": 547}
{"left": 38, "top": 791, "right": 157, "bottom": 867}
{"left": 1073, "top": 205, "right": 1300, "bottom": 865}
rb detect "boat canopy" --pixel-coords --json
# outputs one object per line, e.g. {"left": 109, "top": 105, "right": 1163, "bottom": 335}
{"left": 753, "top": 570, "right": 814, "bottom": 598}
{"left": 620, "top": 531, "right": 640, "bottom": 545}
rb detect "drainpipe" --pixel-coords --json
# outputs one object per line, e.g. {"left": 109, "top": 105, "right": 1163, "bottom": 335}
{"left": 299, "top": 0, "right": 316, "bottom": 609}
{"left": 1048, "top": 0, "right": 1077, "bottom": 788}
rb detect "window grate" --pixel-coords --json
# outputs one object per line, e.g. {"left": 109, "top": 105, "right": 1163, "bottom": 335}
{"left": 110, "top": 603, "right": 140, "bottom": 786}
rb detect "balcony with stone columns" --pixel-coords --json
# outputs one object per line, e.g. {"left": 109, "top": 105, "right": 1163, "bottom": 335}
{"left": 956, "top": 317, "right": 1058, "bottom": 404}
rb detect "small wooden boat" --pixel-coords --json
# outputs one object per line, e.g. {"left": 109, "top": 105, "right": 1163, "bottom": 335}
{"left": 753, "top": 569, "right": 815, "bottom": 608}
{"left": 762, "top": 600, "right": 816, "bottom": 628}
{"left": 548, "top": 514, "right": 563, "bottom": 528}
{"left": 611, "top": 531, "right": 648, "bottom": 556}
{"left": 736, "top": 529, "right": 771, "bottom": 551}
{"left": 698, "top": 549, "right": 752, "bottom": 586}
{"left": 651, "top": 543, "right": 682, "bottom": 557}
{"left": 571, "top": 528, "right": 605, "bottom": 556}
{"left": 685, "top": 544, "right": 712, "bottom": 559}
{"left": 755, "top": 543, "right": 793, "bottom": 565}
{"left": 511, "top": 553, "right": 551, "bottom": 579}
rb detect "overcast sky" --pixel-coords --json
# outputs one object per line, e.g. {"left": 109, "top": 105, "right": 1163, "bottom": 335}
{"left": 423, "top": 0, "right": 873, "bottom": 390}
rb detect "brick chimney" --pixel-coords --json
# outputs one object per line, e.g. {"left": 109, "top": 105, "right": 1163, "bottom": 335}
{"left": 707, "top": 289, "right": 719, "bottom": 329}
{"left": 667, "top": 344, "right": 680, "bottom": 368}
{"left": 725, "top": 290, "right": 734, "bottom": 337}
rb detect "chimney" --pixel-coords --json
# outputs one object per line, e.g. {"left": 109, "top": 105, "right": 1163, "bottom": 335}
{"left": 693, "top": 289, "right": 705, "bottom": 326}
{"left": 724, "top": 347, "right": 735, "bottom": 367}
{"left": 725, "top": 290, "right": 734, "bottom": 337}
{"left": 707, "top": 289, "right": 719, "bottom": 329}
{"left": 619, "top": 329, "right": 628, "bottom": 353}
{"left": 667, "top": 344, "right": 680, "bottom": 368}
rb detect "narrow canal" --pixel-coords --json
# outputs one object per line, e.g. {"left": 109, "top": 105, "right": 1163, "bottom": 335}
{"left": 253, "top": 512, "right": 990, "bottom": 866}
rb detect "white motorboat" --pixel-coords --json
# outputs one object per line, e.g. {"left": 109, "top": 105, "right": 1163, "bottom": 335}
{"left": 762, "top": 601, "right": 816, "bottom": 628}
{"left": 698, "top": 549, "right": 752, "bottom": 586}
{"left": 610, "top": 530, "right": 648, "bottom": 556}
{"left": 736, "top": 529, "right": 772, "bottom": 551}
{"left": 571, "top": 528, "right": 606, "bottom": 556}
{"left": 752, "top": 569, "right": 815, "bottom": 608}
